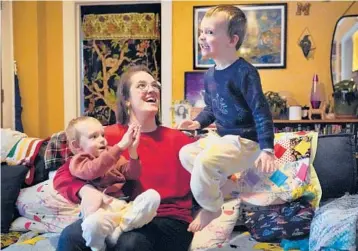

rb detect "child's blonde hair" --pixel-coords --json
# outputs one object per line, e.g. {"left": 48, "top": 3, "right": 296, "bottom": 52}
{"left": 204, "top": 5, "right": 247, "bottom": 50}
{"left": 65, "top": 116, "right": 100, "bottom": 142}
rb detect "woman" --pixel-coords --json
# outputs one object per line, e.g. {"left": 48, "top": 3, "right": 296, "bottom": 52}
{"left": 54, "top": 65, "right": 195, "bottom": 251}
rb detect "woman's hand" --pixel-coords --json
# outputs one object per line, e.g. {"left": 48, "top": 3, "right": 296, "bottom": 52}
{"left": 128, "top": 124, "right": 141, "bottom": 159}
{"left": 79, "top": 185, "right": 113, "bottom": 218}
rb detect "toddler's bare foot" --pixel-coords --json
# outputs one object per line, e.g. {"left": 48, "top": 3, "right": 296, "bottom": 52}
{"left": 188, "top": 209, "right": 221, "bottom": 232}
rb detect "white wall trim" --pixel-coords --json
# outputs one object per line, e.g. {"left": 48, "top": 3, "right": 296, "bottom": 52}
{"left": 63, "top": 0, "right": 172, "bottom": 128}
{"left": 1, "top": 1, "right": 15, "bottom": 129}
{"left": 63, "top": 1, "right": 80, "bottom": 128}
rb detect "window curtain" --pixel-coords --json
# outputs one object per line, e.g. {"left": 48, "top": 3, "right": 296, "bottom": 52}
{"left": 81, "top": 4, "right": 161, "bottom": 125}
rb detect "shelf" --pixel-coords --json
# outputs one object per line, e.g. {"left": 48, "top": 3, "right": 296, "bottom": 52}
{"left": 273, "top": 119, "right": 358, "bottom": 124}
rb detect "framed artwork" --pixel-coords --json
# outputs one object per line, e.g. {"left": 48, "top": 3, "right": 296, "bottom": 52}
{"left": 184, "top": 71, "right": 206, "bottom": 108}
{"left": 193, "top": 3, "right": 287, "bottom": 70}
{"left": 171, "top": 100, "right": 192, "bottom": 127}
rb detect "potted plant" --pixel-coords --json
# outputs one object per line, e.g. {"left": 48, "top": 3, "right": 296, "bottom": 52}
{"left": 264, "top": 91, "right": 287, "bottom": 119}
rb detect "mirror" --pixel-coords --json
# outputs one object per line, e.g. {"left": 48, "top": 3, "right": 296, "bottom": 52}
{"left": 330, "top": 15, "right": 358, "bottom": 88}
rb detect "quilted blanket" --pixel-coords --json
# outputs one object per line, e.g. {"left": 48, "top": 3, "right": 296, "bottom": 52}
{"left": 230, "top": 131, "right": 322, "bottom": 209}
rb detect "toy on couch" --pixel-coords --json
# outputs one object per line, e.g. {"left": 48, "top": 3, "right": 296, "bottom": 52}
{"left": 280, "top": 238, "right": 309, "bottom": 251}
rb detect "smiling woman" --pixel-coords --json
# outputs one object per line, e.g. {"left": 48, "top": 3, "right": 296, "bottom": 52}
{"left": 116, "top": 65, "right": 162, "bottom": 128}
{"left": 55, "top": 64, "right": 196, "bottom": 251}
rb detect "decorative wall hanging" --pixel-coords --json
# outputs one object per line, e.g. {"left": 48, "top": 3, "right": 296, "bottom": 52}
{"left": 193, "top": 4, "right": 287, "bottom": 70}
{"left": 81, "top": 4, "right": 161, "bottom": 125}
{"left": 296, "top": 3, "right": 311, "bottom": 16}
{"left": 298, "top": 27, "right": 316, "bottom": 59}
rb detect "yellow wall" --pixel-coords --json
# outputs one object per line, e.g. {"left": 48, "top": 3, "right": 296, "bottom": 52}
{"left": 354, "top": 31, "right": 358, "bottom": 72}
{"left": 172, "top": 1, "right": 358, "bottom": 106}
{"left": 12, "top": 1, "right": 358, "bottom": 137}
{"left": 13, "top": 1, "right": 63, "bottom": 138}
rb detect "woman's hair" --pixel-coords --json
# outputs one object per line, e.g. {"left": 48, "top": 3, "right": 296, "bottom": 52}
{"left": 116, "top": 65, "right": 161, "bottom": 125}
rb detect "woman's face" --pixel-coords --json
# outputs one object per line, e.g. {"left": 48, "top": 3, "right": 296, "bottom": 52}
{"left": 178, "top": 106, "right": 185, "bottom": 115}
{"left": 128, "top": 71, "right": 160, "bottom": 118}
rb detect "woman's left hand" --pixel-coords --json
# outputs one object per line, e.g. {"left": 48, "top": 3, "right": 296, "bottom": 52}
{"left": 254, "top": 151, "right": 277, "bottom": 173}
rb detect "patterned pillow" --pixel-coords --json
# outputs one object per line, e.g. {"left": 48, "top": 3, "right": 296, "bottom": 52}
{"left": 5, "top": 137, "right": 47, "bottom": 185}
{"left": 13, "top": 180, "right": 80, "bottom": 233}
{"left": 227, "top": 131, "right": 321, "bottom": 208}
{"left": 189, "top": 198, "right": 241, "bottom": 250}
{"left": 44, "top": 131, "right": 73, "bottom": 171}
{"left": 1, "top": 128, "right": 27, "bottom": 162}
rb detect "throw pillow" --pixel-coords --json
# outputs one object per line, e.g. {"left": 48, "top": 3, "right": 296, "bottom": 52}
{"left": 14, "top": 180, "right": 80, "bottom": 233}
{"left": 1, "top": 128, "right": 27, "bottom": 162}
{"left": 44, "top": 131, "right": 73, "bottom": 171}
{"left": 5, "top": 137, "right": 47, "bottom": 186}
{"left": 189, "top": 198, "right": 241, "bottom": 250}
{"left": 1, "top": 164, "right": 28, "bottom": 233}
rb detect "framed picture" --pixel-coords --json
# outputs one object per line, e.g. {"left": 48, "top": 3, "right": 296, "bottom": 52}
{"left": 184, "top": 71, "right": 206, "bottom": 108}
{"left": 171, "top": 100, "right": 192, "bottom": 127}
{"left": 193, "top": 3, "right": 287, "bottom": 70}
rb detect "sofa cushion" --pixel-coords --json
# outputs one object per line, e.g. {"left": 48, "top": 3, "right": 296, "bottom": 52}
{"left": 44, "top": 131, "right": 73, "bottom": 172}
{"left": 190, "top": 198, "right": 241, "bottom": 250}
{"left": 313, "top": 133, "right": 357, "bottom": 200}
{"left": 1, "top": 165, "right": 28, "bottom": 233}
{"left": 13, "top": 180, "right": 80, "bottom": 233}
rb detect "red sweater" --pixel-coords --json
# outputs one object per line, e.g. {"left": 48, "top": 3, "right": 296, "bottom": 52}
{"left": 54, "top": 125, "right": 195, "bottom": 223}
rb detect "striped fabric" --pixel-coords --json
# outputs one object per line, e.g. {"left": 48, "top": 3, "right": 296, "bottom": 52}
{"left": 6, "top": 138, "right": 45, "bottom": 166}
{"left": 5, "top": 137, "right": 46, "bottom": 185}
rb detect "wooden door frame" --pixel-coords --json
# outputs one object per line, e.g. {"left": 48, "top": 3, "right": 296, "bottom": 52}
{"left": 1, "top": 1, "right": 15, "bottom": 129}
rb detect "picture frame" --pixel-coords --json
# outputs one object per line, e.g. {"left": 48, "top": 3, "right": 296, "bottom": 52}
{"left": 193, "top": 3, "right": 287, "bottom": 70}
{"left": 171, "top": 100, "right": 192, "bottom": 127}
{"left": 184, "top": 71, "right": 206, "bottom": 108}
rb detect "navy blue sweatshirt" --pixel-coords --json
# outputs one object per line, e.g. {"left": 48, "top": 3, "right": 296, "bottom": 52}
{"left": 195, "top": 58, "right": 274, "bottom": 150}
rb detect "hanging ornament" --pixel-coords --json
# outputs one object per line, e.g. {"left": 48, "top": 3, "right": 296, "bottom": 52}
{"left": 298, "top": 27, "right": 316, "bottom": 59}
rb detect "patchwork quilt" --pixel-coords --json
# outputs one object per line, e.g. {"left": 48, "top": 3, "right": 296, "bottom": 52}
{"left": 229, "top": 131, "right": 322, "bottom": 209}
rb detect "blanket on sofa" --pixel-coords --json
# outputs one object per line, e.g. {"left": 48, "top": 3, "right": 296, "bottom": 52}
{"left": 309, "top": 194, "right": 358, "bottom": 251}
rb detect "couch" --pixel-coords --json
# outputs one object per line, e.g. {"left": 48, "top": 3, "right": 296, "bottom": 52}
{"left": 1, "top": 132, "right": 357, "bottom": 250}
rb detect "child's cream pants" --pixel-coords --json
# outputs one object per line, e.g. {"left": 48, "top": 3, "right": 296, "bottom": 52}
{"left": 81, "top": 189, "right": 160, "bottom": 251}
{"left": 179, "top": 132, "right": 260, "bottom": 212}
